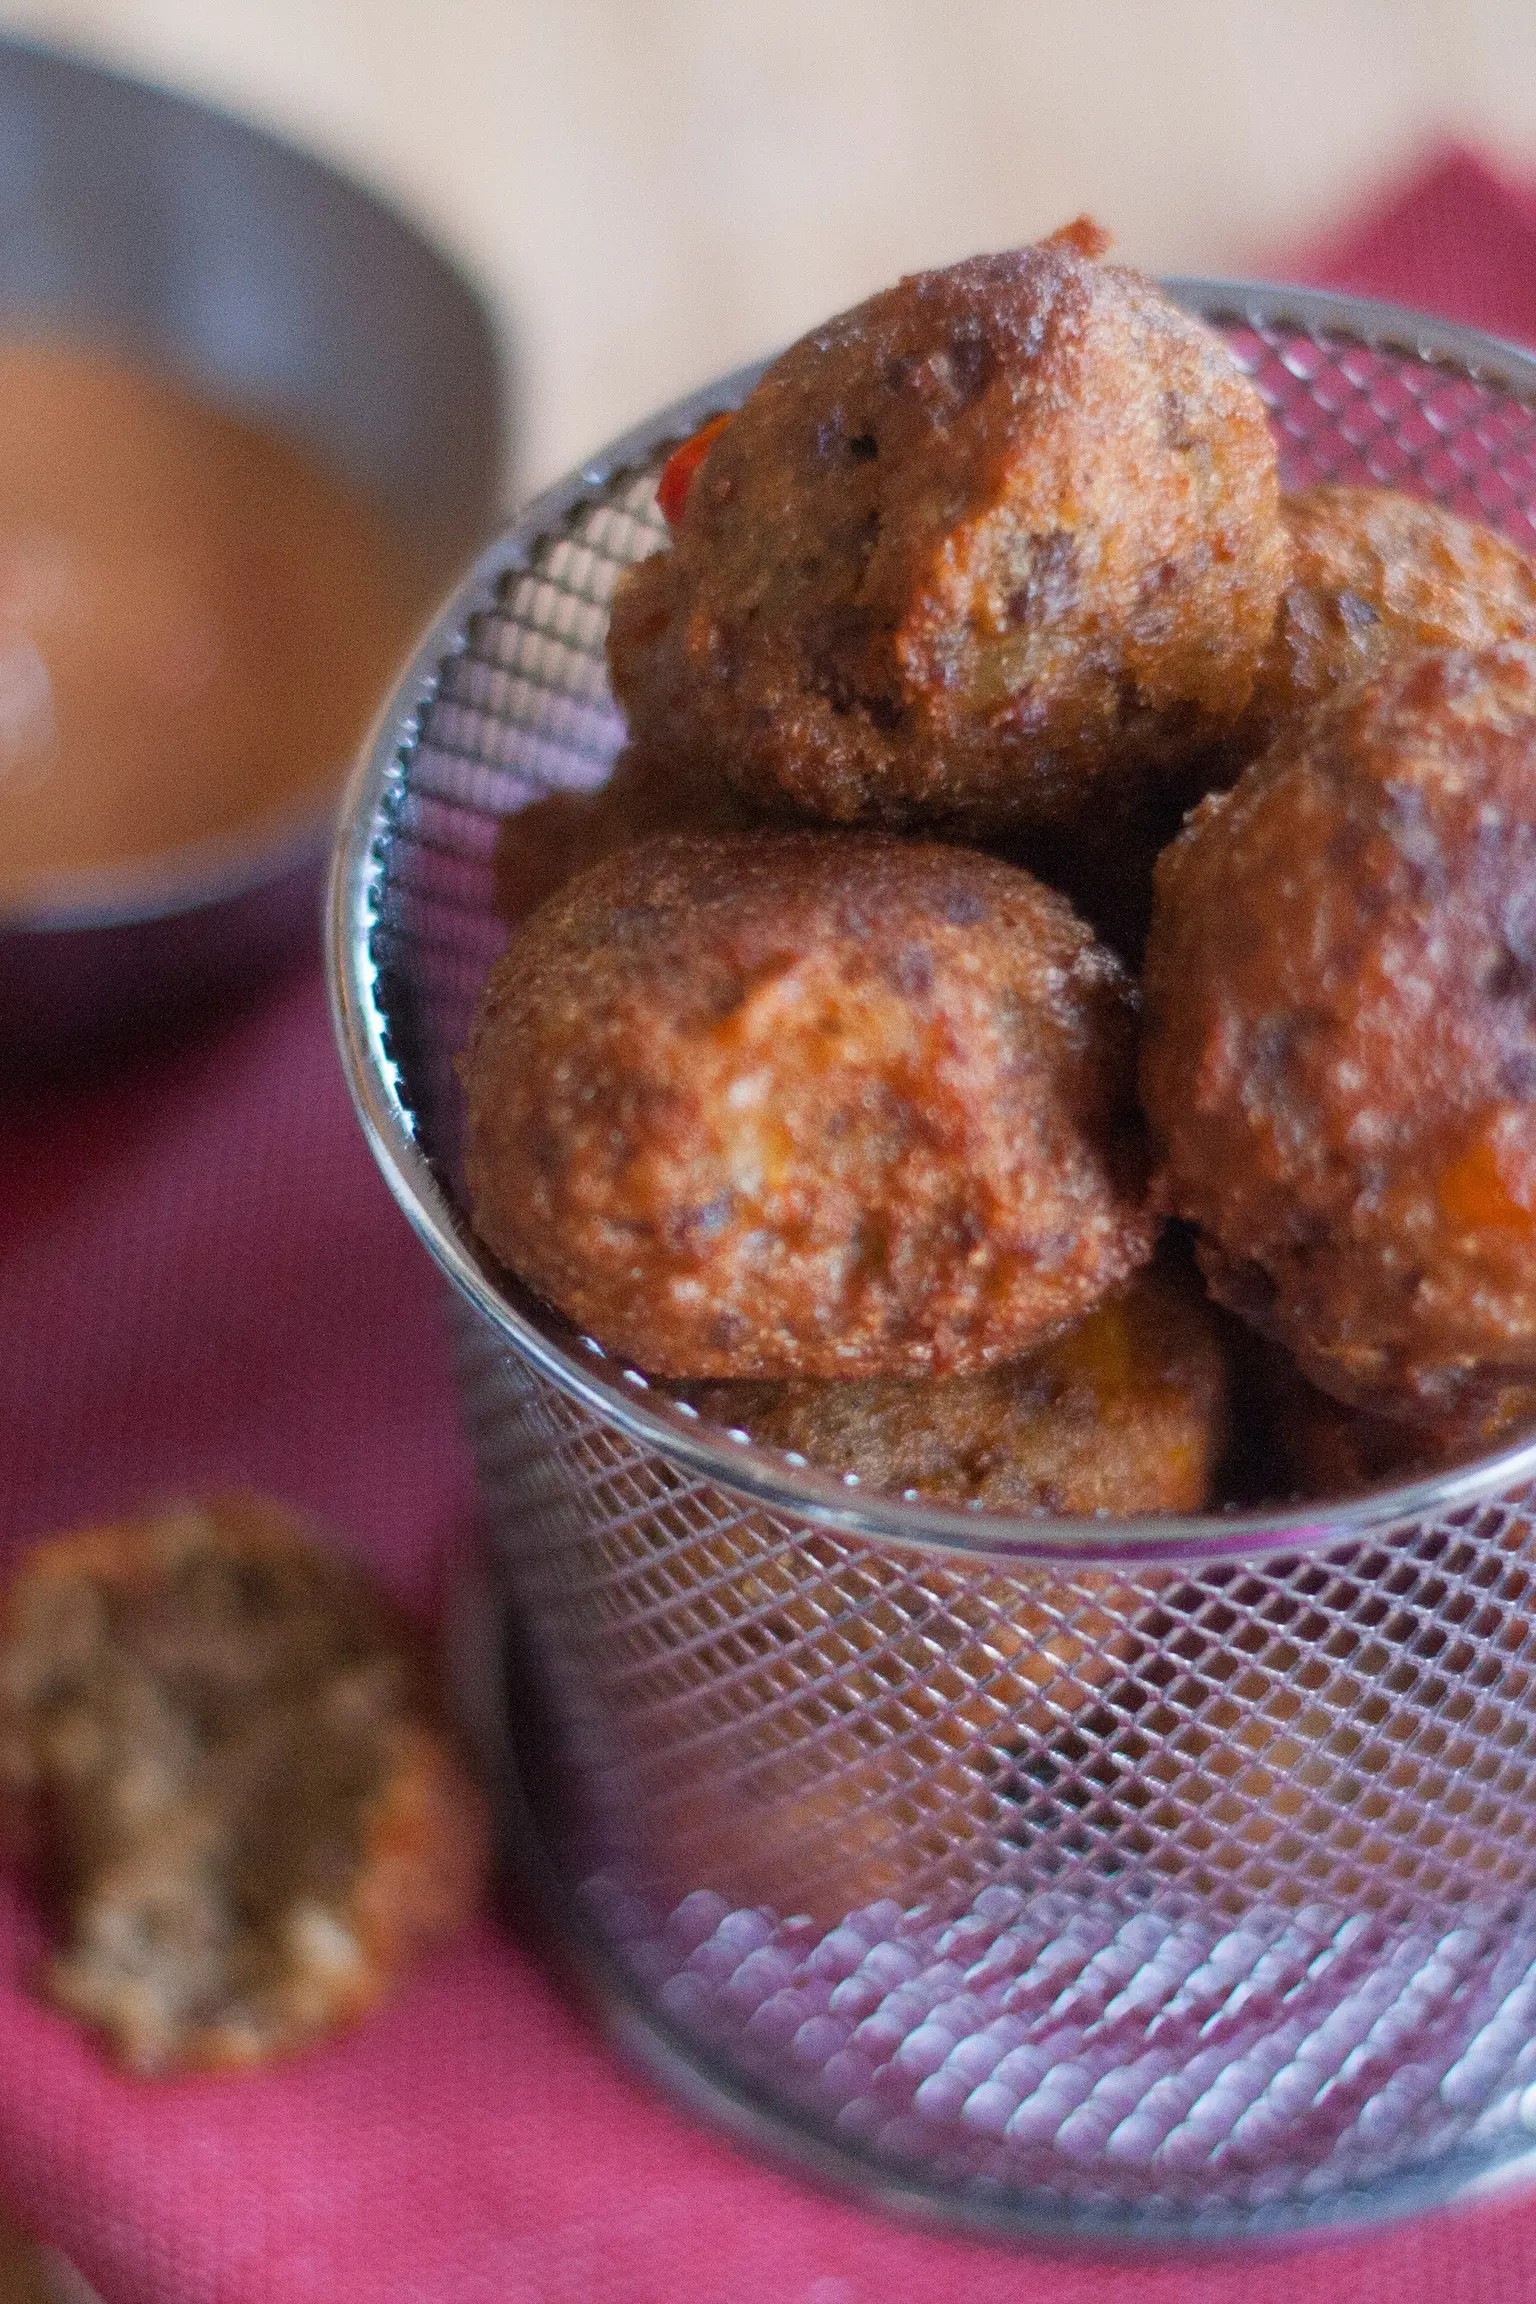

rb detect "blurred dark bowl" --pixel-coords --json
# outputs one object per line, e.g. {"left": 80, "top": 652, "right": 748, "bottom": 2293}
{"left": 0, "top": 35, "right": 507, "bottom": 1064}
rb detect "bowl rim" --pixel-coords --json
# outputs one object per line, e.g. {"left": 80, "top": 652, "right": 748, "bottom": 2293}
{"left": 328, "top": 276, "right": 1536, "bottom": 1571}
{"left": 0, "top": 27, "right": 495, "bottom": 317}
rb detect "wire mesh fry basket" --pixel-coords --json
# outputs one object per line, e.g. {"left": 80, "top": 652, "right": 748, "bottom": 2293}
{"left": 330, "top": 281, "right": 1536, "bottom": 2246}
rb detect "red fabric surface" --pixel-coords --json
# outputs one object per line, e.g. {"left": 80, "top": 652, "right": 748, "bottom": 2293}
{"left": 8, "top": 148, "right": 1536, "bottom": 2304}
{"left": 1279, "top": 141, "right": 1536, "bottom": 346}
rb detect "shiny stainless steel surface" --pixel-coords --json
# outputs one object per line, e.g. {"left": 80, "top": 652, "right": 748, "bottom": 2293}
{"left": 333, "top": 284, "right": 1536, "bottom": 2242}
{"left": 0, "top": 34, "right": 506, "bottom": 1057}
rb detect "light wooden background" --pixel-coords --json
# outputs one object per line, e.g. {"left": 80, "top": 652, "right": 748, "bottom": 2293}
{"left": 1, "top": 4, "right": 1535, "bottom": 2297}
{"left": 0, "top": 0, "right": 1535, "bottom": 494}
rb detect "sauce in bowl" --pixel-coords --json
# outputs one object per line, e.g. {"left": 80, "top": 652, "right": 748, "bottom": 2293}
{"left": 0, "top": 340, "right": 429, "bottom": 904}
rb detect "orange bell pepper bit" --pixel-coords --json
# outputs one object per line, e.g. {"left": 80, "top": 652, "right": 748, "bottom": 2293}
{"left": 656, "top": 412, "right": 733, "bottom": 529}
{"left": 1439, "top": 1115, "right": 1536, "bottom": 1232}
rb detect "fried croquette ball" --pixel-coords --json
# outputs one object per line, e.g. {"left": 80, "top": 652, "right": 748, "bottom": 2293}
{"left": 1232, "top": 486, "right": 1536, "bottom": 758}
{"left": 492, "top": 741, "right": 768, "bottom": 926}
{"left": 0, "top": 1496, "right": 485, "bottom": 2075}
{"left": 1142, "top": 643, "right": 1536, "bottom": 1421}
{"left": 986, "top": 488, "right": 1536, "bottom": 962}
{"left": 686, "top": 1260, "right": 1228, "bottom": 1515}
{"left": 607, "top": 220, "right": 1288, "bottom": 838}
{"left": 462, "top": 831, "right": 1154, "bottom": 1380}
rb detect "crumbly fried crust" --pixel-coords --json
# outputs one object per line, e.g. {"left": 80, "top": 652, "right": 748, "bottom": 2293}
{"left": 1142, "top": 643, "right": 1536, "bottom": 1419}
{"left": 686, "top": 1260, "right": 1227, "bottom": 1515}
{"left": 0, "top": 1496, "right": 485, "bottom": 2074}
{"left": 461, "top": 831, "right": 1154, "bottom": 1379}
{"left": 607, "top": 223, "right": 1287, "bottom": 837}
{"left": 1234, "top": 486, "right": 1536, "bottom": 758}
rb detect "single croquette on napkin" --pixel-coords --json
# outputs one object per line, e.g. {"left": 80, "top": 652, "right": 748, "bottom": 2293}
{"left": 0, "top": 1493, "right": 486, "bottom": 2075}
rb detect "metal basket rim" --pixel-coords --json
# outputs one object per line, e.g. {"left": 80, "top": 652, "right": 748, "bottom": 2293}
{"left": 327, "top": 276, "right": 1536, "bottom": 1572}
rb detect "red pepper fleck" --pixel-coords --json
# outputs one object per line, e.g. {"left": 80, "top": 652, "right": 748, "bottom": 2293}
{"left": 656, "top": 412, "right": 733, "bottom": 529}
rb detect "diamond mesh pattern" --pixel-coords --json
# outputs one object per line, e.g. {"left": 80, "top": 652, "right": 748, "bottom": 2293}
{"left": 1226, "top": 322, "right": 1536, "bottom": 537}
{"left": 360, "top": 293, "right": 1536, "bottom": 2236}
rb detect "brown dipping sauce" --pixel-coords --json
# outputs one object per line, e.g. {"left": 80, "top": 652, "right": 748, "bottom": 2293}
{"left": 0, "top": 339, "right": 429, "bottom": 902}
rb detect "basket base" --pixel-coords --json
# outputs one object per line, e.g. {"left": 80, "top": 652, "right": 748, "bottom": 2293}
{"left": 443, "top": 1551, "right": 1536, "bottom": 2254}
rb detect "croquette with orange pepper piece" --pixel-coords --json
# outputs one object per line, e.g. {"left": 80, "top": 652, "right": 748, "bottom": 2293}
{"left": 686, "top": 1259, "right": 1227, "bottom": 1515}
{"left": 1142, "top": 643, "right": 1536, "bottom": 1420}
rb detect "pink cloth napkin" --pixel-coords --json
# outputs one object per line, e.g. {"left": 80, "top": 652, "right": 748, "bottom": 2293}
{"left": 8, "top": 146, "right": 1536, "bottom": 2304}
{"left": 1279, "top": 141, "right": 1536, "bottom": 344}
